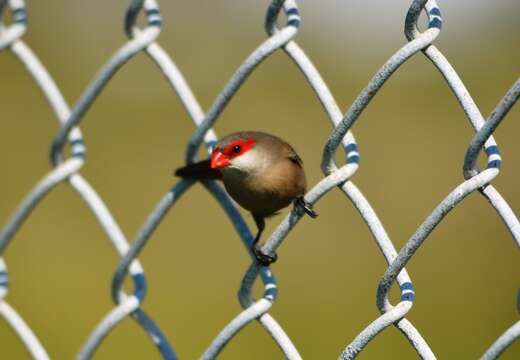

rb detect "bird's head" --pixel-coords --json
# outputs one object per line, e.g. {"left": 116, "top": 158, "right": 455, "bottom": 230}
{"left": 210, "top": 136, "right": 258, "bottom": 172}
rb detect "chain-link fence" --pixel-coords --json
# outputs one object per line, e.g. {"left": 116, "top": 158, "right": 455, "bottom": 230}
{"left": 0, "top": 0, "right": 519, "bottom": 359}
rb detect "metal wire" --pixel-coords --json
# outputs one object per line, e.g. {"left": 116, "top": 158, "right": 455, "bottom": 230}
{"left": 0, "top": 0, "right": 518, "bottom": 359}
{"left": 1, "top": 1, "right": 175, "bottom": 359}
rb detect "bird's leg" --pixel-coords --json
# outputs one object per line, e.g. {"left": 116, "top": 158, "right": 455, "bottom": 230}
{"left": 251, "top": 214, "right": 277, "bottom": 266}
{"left": 294, "top": 195, "right": 318, "bottom": 218}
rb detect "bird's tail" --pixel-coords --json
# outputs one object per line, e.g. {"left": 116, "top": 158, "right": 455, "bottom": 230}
{"left": 174, "top": 159, "right": 222, "bottom": 180}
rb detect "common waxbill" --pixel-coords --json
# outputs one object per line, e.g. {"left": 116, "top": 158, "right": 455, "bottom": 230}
{"left": 175, "top": 131, "right": 317, "bottom": 265}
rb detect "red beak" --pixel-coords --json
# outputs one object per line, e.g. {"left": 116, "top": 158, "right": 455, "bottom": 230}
{"left": 210, "top": 150, "right": 231, "bottom": 169}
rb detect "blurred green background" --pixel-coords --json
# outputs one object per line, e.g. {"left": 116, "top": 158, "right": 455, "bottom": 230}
{"left": 1, "top": 0, "right": 519, "bottom": 359}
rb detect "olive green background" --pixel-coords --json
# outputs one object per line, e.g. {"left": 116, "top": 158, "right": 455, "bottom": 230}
{"left": 0, "top": 1, "right": 519, "bottom": 359}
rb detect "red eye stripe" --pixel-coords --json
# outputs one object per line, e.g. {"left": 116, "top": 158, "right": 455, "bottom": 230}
{"left": 223, "top": 138, "right": 256, "bottom": 157}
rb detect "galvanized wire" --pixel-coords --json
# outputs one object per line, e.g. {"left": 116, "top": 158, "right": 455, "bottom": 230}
{"left": 0, "top": 0, "right": 518, "bottom": 359}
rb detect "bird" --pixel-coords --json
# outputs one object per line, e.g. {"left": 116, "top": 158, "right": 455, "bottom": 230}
{"left": 175, "top": 131, "right": 317, "bottom": 265}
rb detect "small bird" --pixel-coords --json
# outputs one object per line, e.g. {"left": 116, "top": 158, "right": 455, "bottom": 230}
{"left": 175, "top": 131, "right": 317, "bottom": 265}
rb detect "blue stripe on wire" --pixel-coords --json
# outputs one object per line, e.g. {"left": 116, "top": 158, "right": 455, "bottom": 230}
{"left": 13, "top": 8, "right": 27, "bottom": 24}
{"left": 265, "top": 286, "right": 277, "bottom": 299}
{"left": 399, "top": 282, "right": 413, "bottom": 291}
{"left": 287, "top": 19, "right": 300, "bottom": 27}
{"left": 486, "top": 160, "right": 501, "bottom": 169}
{"left": 345, "top": 143, "right": 358, "bottom": 153}
{"left": 70, "top": 139, "right": 84, "bottom": 146}
{"left": 429, "top": 18, "right": 442, "bottom": 29}
{"left": 72, "top": 152, "right": 85, "bottom": 159}
{"left": 400, "top": 282, "right": 414, "bottom": 301}
{"left": 285, "top": 8, "right": 299, "bottom": 16}
{"left": 132, "top": 309, "right": 178, "bottom": 360}
{"left": 484, "top": 145, "right": 500, "bottom": 156}
{"left": 347, "top": 155, "right": 360, "bottom": 164}
{"left": 0, "top": 270, "right": 8, "bottom": 287}
{"left": 401, "top": 292, "right": 415, "bottom": 301}
{"left": 429, "top": 8, "right": 441, "bottom": 16}
{"left": 146, "top": 9, "right": 160, "bottom": 16}
{"left": 132, "top": 273, "right": 147, "bottom": 301}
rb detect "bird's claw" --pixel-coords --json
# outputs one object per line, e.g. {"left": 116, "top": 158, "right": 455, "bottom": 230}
{"left": 253, "top": 246, "right": 277, "bottom": 266}
{"left": 295, "top": 196, "right": 318, "bottom": 218}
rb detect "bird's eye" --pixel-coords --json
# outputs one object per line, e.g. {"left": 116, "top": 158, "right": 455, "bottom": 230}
{"left": 232, "top": 145, "right": 241, "bottom": 153}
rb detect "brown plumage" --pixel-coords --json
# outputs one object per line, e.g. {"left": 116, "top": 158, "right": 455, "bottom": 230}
{"left": 175, "top": 131, "right": 317, "bottom": 265}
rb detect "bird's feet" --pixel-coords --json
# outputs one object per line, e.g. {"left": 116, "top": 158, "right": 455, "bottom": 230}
{"left": 294, "top": 196, "right": 318, "bottom": 218}
{"left": 253, "top": 246, "right": 278, "bottom": 266}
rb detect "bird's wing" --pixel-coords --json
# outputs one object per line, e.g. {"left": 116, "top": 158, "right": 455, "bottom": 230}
{"left": 287, "top": 151, "right": 303, "bottom": 167}
{"left": 174, "top": 159, "right": 222, "bottom": 180}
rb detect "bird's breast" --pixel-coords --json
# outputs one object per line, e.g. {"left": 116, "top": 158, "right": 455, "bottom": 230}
{"left": 222, "top": 161, "right": 306, "bottom": 216}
